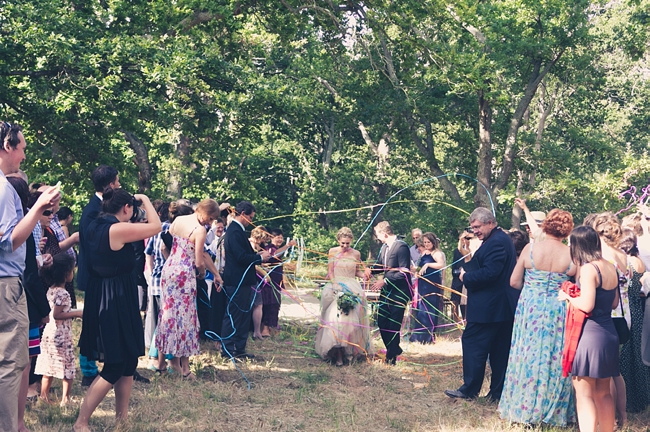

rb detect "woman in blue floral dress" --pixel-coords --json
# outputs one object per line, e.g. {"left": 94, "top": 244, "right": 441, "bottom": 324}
{"left": 498, "top": 209, "right": 576, "bottom": 426}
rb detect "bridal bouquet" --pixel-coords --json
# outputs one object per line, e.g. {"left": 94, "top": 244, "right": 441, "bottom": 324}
{"left": 337, "top": 291, "right": 360, "bottom": 315}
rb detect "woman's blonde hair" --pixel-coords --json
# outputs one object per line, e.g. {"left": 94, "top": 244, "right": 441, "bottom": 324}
{"left": 250, "top": 226, "right": 271, "bottom": 243}
{"left": 196, "top": 198, "right": 220, "bottom": 219}
{"left": 336, "top": 227, "right": 354, "bottom": 241}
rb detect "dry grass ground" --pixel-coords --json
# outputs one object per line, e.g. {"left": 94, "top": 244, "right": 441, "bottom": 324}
{"left": 22, "top": 286, "right": 650, "bottom": 431}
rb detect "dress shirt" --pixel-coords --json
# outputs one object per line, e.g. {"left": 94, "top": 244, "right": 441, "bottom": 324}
{"left": 0, "top": 171, "right": 27, "bottom": 276}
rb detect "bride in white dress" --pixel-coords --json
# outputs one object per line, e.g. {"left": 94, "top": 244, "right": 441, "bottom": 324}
{"left": 315, "top": 227, "right": 375, "bottom": 365}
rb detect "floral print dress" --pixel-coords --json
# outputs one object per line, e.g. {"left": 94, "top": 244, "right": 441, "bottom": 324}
{"left": 34, "top": 287, "right": 76, "bottom": 380}
{"left": 498, "top": 245, "right": 575, "bottom": 426}
{"left": 156, "top": 235, "right": 200, "bottom": 357}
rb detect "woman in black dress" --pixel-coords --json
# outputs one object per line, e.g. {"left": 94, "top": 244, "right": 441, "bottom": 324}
{"left": 618, "top": 228, "right": 650, "bottom": 413}
{"left": 74, "top": 188, "right": 161, "bottom": 432}
{"left": 558, "top": 226, "right": 619, "bottom": 432}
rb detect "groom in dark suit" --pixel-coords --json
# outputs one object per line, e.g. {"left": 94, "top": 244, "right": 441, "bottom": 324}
{"left": 445, "top": 207, "right": 516, "bottom": 401}
{"left": 366, "top": 221, "right": 412, "bottom": 364}
{"left": 221, "top": 201, "right": 270, "bottom": 359}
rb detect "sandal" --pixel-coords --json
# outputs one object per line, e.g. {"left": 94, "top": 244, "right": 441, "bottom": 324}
{"left": 182, "top": 372, "right": 196, "bottom": 380}
{"left": 154, "top": 368, "right": 168, "bottom": 375}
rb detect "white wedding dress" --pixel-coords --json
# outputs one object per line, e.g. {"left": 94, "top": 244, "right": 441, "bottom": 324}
{"left": 314, "top": 255, "right": 374, "bottom": 360}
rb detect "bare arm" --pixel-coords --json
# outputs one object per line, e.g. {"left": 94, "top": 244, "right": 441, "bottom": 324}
{"left": 52, "top": 304, "right": 83, "bottom": 320}
{"left": 327, "top": 248, "right": 337, "bottom": 280}
{"left": 203, "top": 251, "right": 223, "bottom": 286}
{"left": 273, "top": 240, "right": 298, "bottom": 257}
{"left": 58, "top": 231, "right": 79, "bottom": 251}
{"left": 514, "top": 198, "right": 539, "bottom": 234}
{"left": 509, "top": 244, "right": 530, "bottom": 289}
{"left": 145, "top": 254, "right": 154, "bottom": 274}
{"left": 194, "top": 229, "right": 207, "bottom": 277}
{"left": 108, "top": 195, "right": 161, "bottom": 250}
{"left": 558, "top": 264, "right": 598, "bottom": 313}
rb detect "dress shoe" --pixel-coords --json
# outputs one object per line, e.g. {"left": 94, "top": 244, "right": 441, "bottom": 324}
{"left": 484, "top": 392, "right": 501, "bottom": 404}
{"left": 385, "top": 347, "right": 403, "bottom": 365}
{"left": 80, "top": 375, "right": 97, "bottom": 387}
{"left": 444, "top": 389, "right": 472, "bottom": 399}
{"left": 133, "top": 371, "right": 150, "bottom": 384}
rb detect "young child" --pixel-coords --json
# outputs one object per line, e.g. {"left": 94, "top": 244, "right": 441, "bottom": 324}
{"left": 34, "top": 253, "right": 82, "bottom": 406}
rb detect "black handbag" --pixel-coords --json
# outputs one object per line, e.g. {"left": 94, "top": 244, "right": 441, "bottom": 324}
{"left": 613, "top": 278, "right": 630, "bottom": 345}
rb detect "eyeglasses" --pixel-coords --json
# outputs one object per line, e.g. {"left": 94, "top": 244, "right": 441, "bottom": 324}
{"left": 42, "top": 210, "right": 53, "bottom": 216}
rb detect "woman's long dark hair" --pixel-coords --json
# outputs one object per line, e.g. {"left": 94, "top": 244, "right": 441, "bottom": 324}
{"left": 569, "top": 225, "right": 603, "bottom": 265}
{"left": 6, "top": 176, "right": 29, "bottom": 213}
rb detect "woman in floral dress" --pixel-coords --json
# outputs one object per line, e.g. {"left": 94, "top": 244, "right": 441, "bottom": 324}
{"left": 499, "top": 209, "right": 576, "bottom": 426}
{"left": 156, "top": 199, "right": 221, "bottom": 378}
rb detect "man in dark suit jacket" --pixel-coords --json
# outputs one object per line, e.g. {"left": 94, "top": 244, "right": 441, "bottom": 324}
{"left": 366, "top": 221, "right": 412, "bottom": 364}
{"left": 445, "top": 207, "right": 516, "bottom": 401}
{"left": 221, "top": 201, "right": 270, "bottom": 359}
{"left": 76, "top": 165, "right": 120, "bottom": 386}
{"left": 641, "top": 296, "right": 650, "bottom": 366}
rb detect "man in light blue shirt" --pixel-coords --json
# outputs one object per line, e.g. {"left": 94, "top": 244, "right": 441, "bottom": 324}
{"left": 0, "top": 122, "right": 60, "bottom": 431}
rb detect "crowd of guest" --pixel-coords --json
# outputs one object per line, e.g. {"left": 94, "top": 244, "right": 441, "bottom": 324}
{"left": 3, "top": 119, "right": 650, "bottom": 432}
{"left": 1, "top": 121, "right": 300, "bottom": 431}
{"left": 442, "top": 200, "right": 650, "bottom": 432}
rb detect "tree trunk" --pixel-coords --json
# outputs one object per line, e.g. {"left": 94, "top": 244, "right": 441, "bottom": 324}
{"left": 494, "top": 50, "right": 565, "bottom": 193}
{"left": 404, "top": 111, "right": 463, "bottom": 204}
{"left": 511, "top": 170, "right": 525, "bottom": 228}
{"left": 167, "top": 134, "right": 190, "bottom": 199}
{"left": 529, "top": 82, "right": 558, "bottom": 187}
{"left": 122, "top": 131, "right": 152, "bottom": 193}
{"left": 475, "top": 89, "right": 493, "bottom": 208}
{"left": 322, "top": 118, "right": 335, "bottom": 172}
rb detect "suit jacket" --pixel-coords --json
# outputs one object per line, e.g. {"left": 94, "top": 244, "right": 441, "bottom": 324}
{"left": 641, "top": 296, "right": 650, "bottom": 366}
{"left": 373, "top": 239, "right": 412, "bottom": 298}
{"left": 462, "top": 227, "right": 516, "bottom": 323}
{"left": 77, "top": 195, "right": 101, "bottom": 292}
{"left": 222, "top": 221, "right": 262, "bottom": 287}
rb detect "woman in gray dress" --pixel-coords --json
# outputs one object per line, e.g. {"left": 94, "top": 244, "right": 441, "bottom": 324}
{"left": 558, "top": 226, "right": 620, "bottom": 432}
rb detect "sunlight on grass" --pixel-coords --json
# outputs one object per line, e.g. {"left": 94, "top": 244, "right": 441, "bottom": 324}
{"left": 23, "top": 313, "right": 650, "bottom": 431}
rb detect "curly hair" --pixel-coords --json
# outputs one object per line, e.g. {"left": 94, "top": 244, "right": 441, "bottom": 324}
{"left": 168, "top": 199, "right": 194, "bottom": 222}
{"left": 39, "top": 253, "right": 76, "bottom": 287}
{"left": 621, "top": 213, "right": 643, "bottom": 237}
{"left": 592, "top": 212, "right": 622, "bottom": 248}
{"left": 336, "top": 227, "right": 354, "bottom": 241}
{"left": 619, "top": 228, "right": 639, "bottom": 257}
{"left": 541, "top": 209, "right": 574, "bottom": 238}
{"left": 250, "top": 226, "right": 271, "bottom": 243}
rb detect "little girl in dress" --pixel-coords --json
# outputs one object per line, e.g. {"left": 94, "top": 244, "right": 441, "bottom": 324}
{"left": 34, "top": 253, "right": 82, "bottom": 406}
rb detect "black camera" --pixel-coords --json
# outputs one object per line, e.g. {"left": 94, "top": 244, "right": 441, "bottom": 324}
{"left": 130, "top": 197, "right": 147, "bottom": 223}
